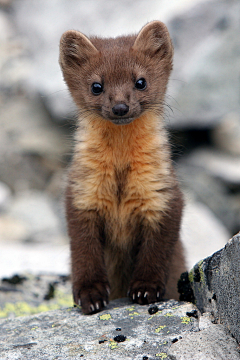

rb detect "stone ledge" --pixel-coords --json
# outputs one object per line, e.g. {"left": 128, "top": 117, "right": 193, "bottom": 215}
{"left": 0, "top": 298, "right": 239, "bottom": 360}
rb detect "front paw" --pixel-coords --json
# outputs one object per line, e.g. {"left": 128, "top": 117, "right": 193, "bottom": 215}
{"left": 73, "top": 282, "right": 110, "bottom": 315}
{"left": 128, "top": 281, "right": 165, "bottom": 305}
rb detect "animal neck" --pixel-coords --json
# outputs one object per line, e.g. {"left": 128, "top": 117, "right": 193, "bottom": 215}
{"left": 76, "top": 111, "right": 170, "bottom": 168}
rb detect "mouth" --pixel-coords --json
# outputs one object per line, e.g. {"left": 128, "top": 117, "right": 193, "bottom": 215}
{"left": 110, "top": 117, "right": 135, "bottom": 125}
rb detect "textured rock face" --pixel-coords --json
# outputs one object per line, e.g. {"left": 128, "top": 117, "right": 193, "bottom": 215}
{"left": 168, "top": 0, "right": 240, "bottom": 129}
{"left": 0, "top": 298, "right": 239, "bottom": 360}
{"left": 190, "top": 232, "right": 240, "bottom": 343}
{"left": 169, "top": 324, "right": 240, "bottom": 360}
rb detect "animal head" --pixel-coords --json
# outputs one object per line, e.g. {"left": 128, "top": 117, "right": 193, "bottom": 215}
{"left": 59, "top": 21, "right": 173, "bottom": 125}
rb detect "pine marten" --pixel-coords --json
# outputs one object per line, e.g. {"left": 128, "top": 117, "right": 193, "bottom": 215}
{"left": 59, "top": 21, "right": 186, "bottom": 315}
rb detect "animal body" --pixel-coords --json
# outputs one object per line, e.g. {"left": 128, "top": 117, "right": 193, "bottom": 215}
{"left": 59, "top": 21, "right": 186, "bottom": 314}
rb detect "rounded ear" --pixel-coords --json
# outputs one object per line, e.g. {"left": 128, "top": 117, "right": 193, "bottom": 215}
{"left": 132, "top": 21, "right": 173, "bottom": 61}
{"left": 59, "top": 30, "right": 99, "bottom": 70}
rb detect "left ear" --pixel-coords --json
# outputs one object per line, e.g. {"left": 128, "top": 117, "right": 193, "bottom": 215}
{"left": 132, "top": 21, "right": 173, "bottom": 61}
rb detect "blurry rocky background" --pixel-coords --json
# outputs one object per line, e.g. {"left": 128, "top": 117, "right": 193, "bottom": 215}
{"left": 0, "top": 0, "right": 239, "bottom": 280}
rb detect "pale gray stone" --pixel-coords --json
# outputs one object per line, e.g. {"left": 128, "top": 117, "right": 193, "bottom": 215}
{"left": 169, "top": 324, "right": 240, "bottom": 360}
{"left": 185, "top": 148, "right": 240, "bottom": 186}
{"left": 212, "top": 112, "right": 240, "bottom": 156}
{"left": 0, "top": 298, "right": 220, "bottom": 360}
{"left": 0, "top": 182, "right": 11, "bottom": 210}
{"left": 0, "top": 296, "right": 239, "bottom": 359}
{"left": 177, "top": 162, "right": 240, "bottom": 234}
{"left": 181, "top": 200, "right": 230, "bottom": 269}
{"left": 0, "top": 96, "right": 70, "bottom": 192}
{"left": 168, "top": 0, "right": 240, "bottom": 129}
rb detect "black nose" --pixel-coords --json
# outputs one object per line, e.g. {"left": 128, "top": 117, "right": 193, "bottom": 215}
{"left": 112, "top": 103, "right": 129, "bottom": 116}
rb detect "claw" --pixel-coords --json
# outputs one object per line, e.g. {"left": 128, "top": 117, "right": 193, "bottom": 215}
{"left": 137, "top": 291, "right": 141, "bottom": 298}
{"left": 144, "top": 292, "right": 148, "bottom": 298}
{"left": 106, "top": 286, "right": 110, "bottom": 295}
{"left": 132, "top": 293, "right": 135, "bottom": 300}
{"left": 96, "top": 302, "right": 99, "bottom": 310}
{"left": 103, "top": 301, "right": 107, "bottom": 307}
{"left": 90, "top": 304, "right": 95, "bottom": 312}
{"left": 157, "top": 291, "right": 160, "bottom": 299}
{"left": 78, "top": 299, "right": 81, "bottom": 306}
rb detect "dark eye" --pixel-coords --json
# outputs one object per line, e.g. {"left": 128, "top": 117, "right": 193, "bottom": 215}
{"left": 91, "top": 82, "right": 103, "bottom": 95}
{"left": 135, "top": 78, "right": 147, "bottom": 91}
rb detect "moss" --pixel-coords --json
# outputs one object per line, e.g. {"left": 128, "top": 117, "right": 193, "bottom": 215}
{"left": 198, "top": 260, "right": 205, "bottom": 285}
{"left": 0, "top": 289, "right": 73, "bottom": 319}
{"left": 99, "top": 313, "right": 112, "bottom": 321}
{"left": 156, "top": 353, "right": 168, "bottom": 358}
{"left": 188, "top": 269, "right": 194, "bottom": 283}
{"left": 148, "top": 313, "right": 158, "bottom": 320}
{"left": 129, "top": 311, "right": 139, "bottom": 318}
{"left": 54, "top": 290, "right": 73, "bottom": 307}
{"left": 164, "top": 312, "right": 174, "bottom": 317}
{"left": 155, "top": 325, "right": 166, "bottom": 333}
{"left": 109, "top": 340, "right": 118, "bottom": 349}
{"left": 0, "top": 301, "right": 63, "bottom": 318}
{"left": 181, "top": 316, "right": 191, "bottom": 324}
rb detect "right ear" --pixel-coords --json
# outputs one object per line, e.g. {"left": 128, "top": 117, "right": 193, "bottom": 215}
{"left": 132, "top": 21, "right": 173, "bottom": 61}
{"left": 59, "top": 30, "right": 99, "bottom": 69}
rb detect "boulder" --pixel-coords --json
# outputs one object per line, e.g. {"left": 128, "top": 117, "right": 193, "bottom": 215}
{"left": 189, "top": 232, "right": 240, "bottom": 343}
{"left": 0, "top": 95, "right": 71, "bottom": 192}
{"left": 168, "top": 0, "right": 240, "bottom": 129}
{"left": 177, "top": 161, "right": 240, "bottom": 234}
{"left": 181, "top": 200, "right": 230, "bottom": 269}
{"left": 0, "top": 181, "right": 11, "bottom": 210}
{"left": 212, "top": 112, "right": 240, "bottom": 156}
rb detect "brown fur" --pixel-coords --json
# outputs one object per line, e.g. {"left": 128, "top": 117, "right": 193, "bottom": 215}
{"left": 60, "top": 21, "right": 186, "bottom": 314}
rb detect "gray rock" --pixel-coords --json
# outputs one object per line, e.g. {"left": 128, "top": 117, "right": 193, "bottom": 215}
{"left": 0, "top": 273, "right": 72, "bottom": 317}
{"left": 6, "top": 190, "right": 67, "bottom": 244}
{"left": 168, "top": 0, "right": 240, "bottom": 129}
{"left": 0, "top": 8, "right": 31, "bottom": 94}
{"left": 181, "top": 200, "right": 230, "bottom": 269}
{"left": 177, "top": 161, "right": 240, "bottom": 234}
{"left": 0, "top": 296, "right": 239, "bottom": 359}
{"left": 190, "top": 232, "right": 240, "bottom": 343}
{"left": 0, "top": 215, "right": 29, "bottom": 243}
{"left": 9, "top": 191, "right": 60, "bottom": 234}
{"left": 0, "top": 10, "right": 13, "bottom": 41}
{"left": 0, "top": 182, "right": 11, "bottom": 210}
{"left": 0, "top": 296, "right": 232, "bottom": 360}
{"left": 212, "top": 112, "right": 240, "bottom": 156}
{"left": 169, "top": 324, "right": 240, "bottom": 360}
{"left": 184, "top": 148, "right": 240, "bottom": 186}
{"left": 0, "top": 95, "right": 70, "bottom": 192}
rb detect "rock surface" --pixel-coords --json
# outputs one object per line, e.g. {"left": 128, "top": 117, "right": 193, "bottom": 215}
{"left": 168, "top": 0, "right": 240, "bottom": 129}
{"left": 0, "top": 273, "right": 72, "bottom": 319}
{"left": 0, "top": 298, "right": 239, "bottom": 360}
{"left": 169, "top": 324, "right": 240, "bottom": 360}
{"left": 180, "top": 200, "right": 230, "bottom": 269}
{"left": 190, "top": 232, "right": 240, "bottom": 344}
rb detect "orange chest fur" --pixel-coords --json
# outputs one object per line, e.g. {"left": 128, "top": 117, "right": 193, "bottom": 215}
{"left": 70, "top": 113, "right": 173, "bottom": 237}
